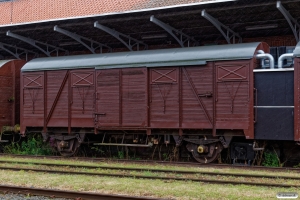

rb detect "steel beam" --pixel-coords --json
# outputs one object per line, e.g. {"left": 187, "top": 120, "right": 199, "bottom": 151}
{"left": 0, "top": 42, "right": 38, "bottom": 60}
{"left": 201, "top": 10, "right": 242, "bottom": 44}
{"left": 6, "top": 31, "right": 68, "bottom": 57}
{"left": 54, "top": 25, "right": 111, "bottom": 54}
{"left": 277, "top": 1, "right": 300, "bottom": 42}
{"left": 150, "top": 15, "right": 198, "bottom": 47}
{"left": 94, "top": 22, "right": 148, "bottom": 51}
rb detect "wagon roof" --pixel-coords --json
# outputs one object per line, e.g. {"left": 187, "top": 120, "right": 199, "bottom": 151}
{"left": 294, "top": 42, "right": 300, "bottom": 57}
{"left": 0, "top": 60, "right": 13, "bottom": 68}
{"left": 22, "top": 42, "right": 263, "bottom": 72}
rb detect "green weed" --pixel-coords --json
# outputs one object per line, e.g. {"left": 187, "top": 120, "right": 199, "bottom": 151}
{"left": 262, "top": 151, "right": 279, "bottom": 167}
{"left": 293, "top": 163, "right": 300, "bottom": 168}
{"left": 91, "top": 146, "right": 105, "bottom": 156}
{"left": 3, "top": 134, "right": 53, "bottom": 155}
{"left": 118, "top": 151, "right": 124, "bottom": 159}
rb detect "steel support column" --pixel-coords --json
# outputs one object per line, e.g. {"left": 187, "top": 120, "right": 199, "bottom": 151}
{"left": 54, "top": 25, "right": 111, "bottom": 54}
{"left": 150, "top": 15, "right": 198, "bottom": 47}
{"left": 0, "top": 42, "right": 37, "bottom": 60}
{"left": 6, "top": 31, "right": 68, "bottom": 57}
{"left": 94, "top": 22, "right": 147, "bottom": 51}
{"left": 201, "top": 10, "right": 242, "bottom": 44}
{"left": 277, "top": 1, "right": 300, "bottom": 42}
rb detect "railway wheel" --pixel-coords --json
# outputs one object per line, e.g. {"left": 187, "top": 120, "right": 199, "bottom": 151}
{"left": 186, "top": 142, "right": 223, "bottom": 163}
{"left": 56, "top": 138, "right": 80, "bottom": 157}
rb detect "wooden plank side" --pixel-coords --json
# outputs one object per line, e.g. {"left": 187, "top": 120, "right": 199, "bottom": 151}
{"left": 181, "top": 64, "right": 213, "bottom": 129}
{"left": 70, "top": 69, "right": 95, "bottom": 127}
{"left": 46, "top": 70, "right": 69, "bottom": 127}
{"left": 21, "top": 71, "right": 44, "bottom": 127}
{"left": 122, "top": 68, "right": 147, "bottom": 127}
{"left": 0, "top": 62, "right": 14, "bottom": 129}
{"left": 96, "top": 69, "right": 120, "bottom": 127}
{"left": 215, "top": 60, "right": 252, "bottom": 132}
{"left": 150, "top": 67, "right": 179, "bottom": 128}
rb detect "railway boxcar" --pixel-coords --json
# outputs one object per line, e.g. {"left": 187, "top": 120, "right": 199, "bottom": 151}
{"left": 20, "top": 42, "right": 274, "bottom": 162}
{"left": 0, "top": 59, "right": 25, "bottom": 142}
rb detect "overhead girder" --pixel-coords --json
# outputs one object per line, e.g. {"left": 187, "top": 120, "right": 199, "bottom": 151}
{"left": 6, "top": 31, "right": 68, "bottom": 57}
{"left": 201, "top": 9, "right": 242, "bottom": 44}
{"left": 150, "top": 15, "right": 199, "bottom": 48}
{"left": 94, "top": 21, "right": 148, "bottom": 51}
{"left": 54, "top": 25, "right": 112, "bottom": 54}
{"left": 0, "top": 42, "right": 38, "bottom": 60}
{"left": 277, "top": 1, "right": 300, "bottom": 42}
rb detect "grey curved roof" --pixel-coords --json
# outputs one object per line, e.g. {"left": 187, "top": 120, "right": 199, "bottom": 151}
{"left": 22, "top": 42, "right": 263, "bottom": 72}
{"left": 0, "top": 60, "right": 13, "bottom": 68}
{"left": 294, "top": 41, "right": 300, "bottom": 57}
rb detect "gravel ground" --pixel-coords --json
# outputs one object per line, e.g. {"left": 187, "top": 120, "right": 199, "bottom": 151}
{"left": 0, "top": 193, "right": 71, "bottom": 200}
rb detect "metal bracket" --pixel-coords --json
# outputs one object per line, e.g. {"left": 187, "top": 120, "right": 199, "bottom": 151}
{"left": 54, "top": 25, "right": 112, "bottom": 54}
{"left": 183, "top": 138, "right": 219, "bottom": 145}
{"left": 277, "top": 1, "right": 300, "bottom": 42}
{"left": 201, "top": 10, "right": 242, "bottom": 44}
{"left": 7, "top": 31, "right": 69, "bottom": 57}
{"left": 0, "top": 42, "right": 38, "bottom": 60}
{"left": 94, "top": 21, "right": 148, "bottom": 51}
{"left": 219, "top": 136, "right": 232, "bottom": 148}
{"left": 150, "top": 15, "right": 198, "bottom": 47}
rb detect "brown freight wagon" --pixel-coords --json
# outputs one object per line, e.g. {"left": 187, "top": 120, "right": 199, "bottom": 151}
{"left": 0, "top": 60, "right": 25, "bottom": 142}
{"left": 20, "top": 42, "right": 271, "bottom": 162}
{"left": 294, "top": 42, "right": 300, "bottom": 142}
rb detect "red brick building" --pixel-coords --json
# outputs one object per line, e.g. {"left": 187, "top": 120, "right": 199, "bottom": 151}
{"left": 0, "top": 0, "right": 223, "bottom": 25}
{"left": 0, "top": 0, "right": 298, "bottom": 59}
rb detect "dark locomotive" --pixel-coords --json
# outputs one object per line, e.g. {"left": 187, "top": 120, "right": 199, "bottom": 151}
{"left": 1, "top": 41, "right": 300, "bottom": 163}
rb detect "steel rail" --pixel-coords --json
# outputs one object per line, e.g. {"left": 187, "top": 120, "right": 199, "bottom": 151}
{"left": 1, "top": 153, "right": 300, "bottom": 173}
{"left": 0, "top": 166, "right": 298, "bottom": 188}
{"left": 0, "top": 185, "right": 161, "bottom": 200}
{"left": 1, "top": 160, "right": 300, "bottom": 180}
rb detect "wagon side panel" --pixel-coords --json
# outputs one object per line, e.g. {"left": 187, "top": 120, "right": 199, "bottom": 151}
{"left": 149, "top": 67, "right": 179, "bottom": 128}
{"left": 121, "top": 68, "right": 147, "bottom": 127}
{"left": 96, "top": 69, "right": 120, "bottom": 127}
{"left": 46, "top": 70, "right": 69, "bottom": 127}
{"left": 21, "top": 71, "right": 44, "bottom": 132}
{"left": 70, "top": 69, "right": 95, "bottom": 127}
{"left": 181, "top": 64, "right": 213, "bottom": 129}
{"left": 0, "top": 62, "right": 14, "bottom": 130}
{"left": 214, "top": 60, "right": 253, "bottom": 134}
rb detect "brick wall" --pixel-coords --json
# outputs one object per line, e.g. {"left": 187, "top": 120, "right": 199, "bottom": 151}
{"left": 0, "top": 0, "right": 210, "bottom": 25}
{"left": 0, "top": 1, "right": 11, "bottom": 24}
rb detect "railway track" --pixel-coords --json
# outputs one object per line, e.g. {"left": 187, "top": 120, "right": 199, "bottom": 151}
{"left": 1, "top": 153, "right": 300, "bottom": 172}
{"left": 0, "top": 185, "right": 162, "bottom": 200}
{"left": 0, "top": 161, "right": 299, "bottom": 188}
{"left": 1, "top": 159, "right": 300, "bottom": 180}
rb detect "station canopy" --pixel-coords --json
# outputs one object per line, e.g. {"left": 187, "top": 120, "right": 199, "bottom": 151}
{"left": 0, "top": 0, "right": 299, "bottom": 60}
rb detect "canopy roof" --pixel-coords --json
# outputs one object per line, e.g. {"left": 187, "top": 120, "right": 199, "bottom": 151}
{"left": 0, "top": 0, "right": 299, "bottom": 61}
{"left": 22, "top": 42, "right": 264, "bottom": 71}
